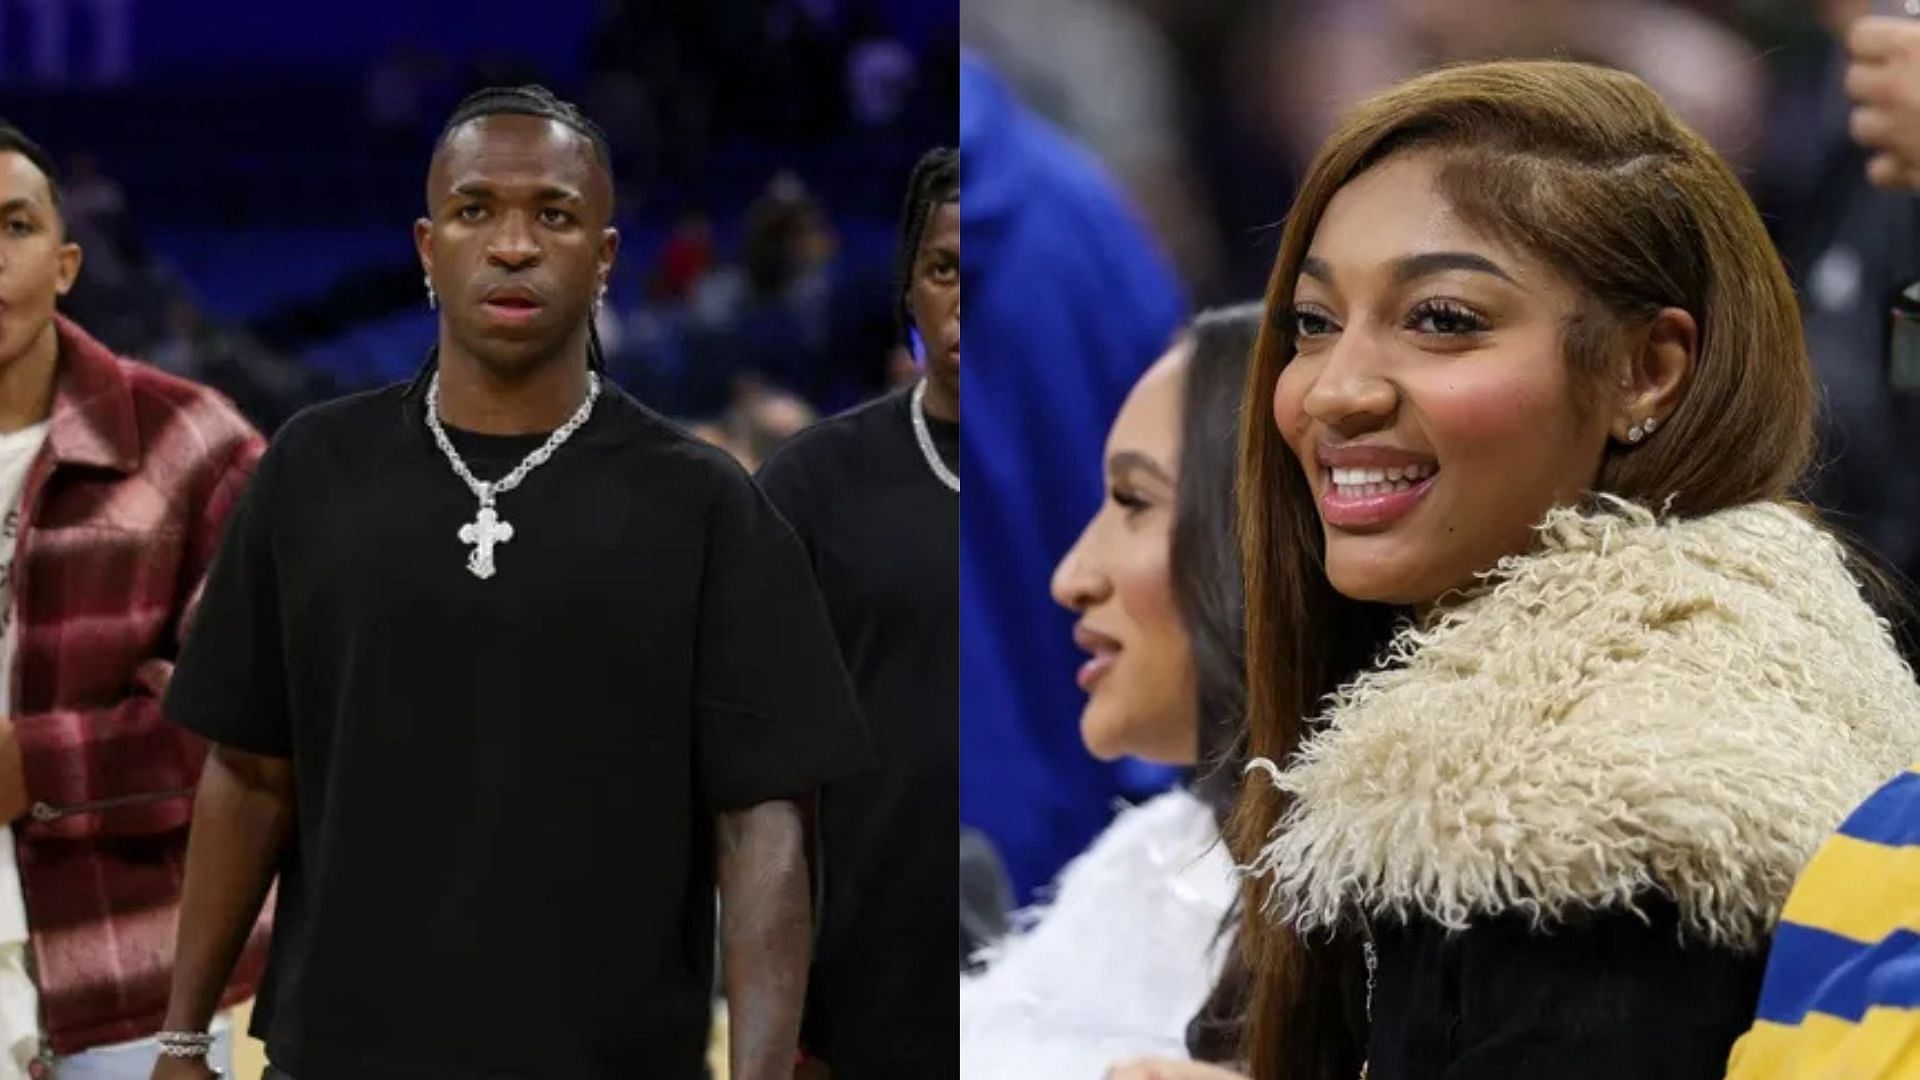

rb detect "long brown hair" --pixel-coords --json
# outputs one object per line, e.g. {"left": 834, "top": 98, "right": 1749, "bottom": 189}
{"left": 1231, "top": 60, "right": 1818, "bottom": 1078}
{"left": 1176, "top": 304, "right": 1264, "bottom": 826}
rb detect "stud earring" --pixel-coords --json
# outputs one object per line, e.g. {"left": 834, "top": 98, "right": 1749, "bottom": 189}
{"left": 425, "top": 274, "right": 437, "bottom": 311}
{"left": 1627, "top": 423, "right": 1645, "bottom": 443}
{"left": 1643, "top": 416, "right": 1659, "bottom": 434}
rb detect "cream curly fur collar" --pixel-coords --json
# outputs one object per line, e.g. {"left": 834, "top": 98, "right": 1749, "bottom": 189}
{"left": 1247, "top": 500, "right": 1920, "bottom": 950}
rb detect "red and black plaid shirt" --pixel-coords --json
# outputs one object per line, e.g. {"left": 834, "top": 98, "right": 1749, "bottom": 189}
{"left": 12, "top": 316, "right": 270, "bottom": 1053}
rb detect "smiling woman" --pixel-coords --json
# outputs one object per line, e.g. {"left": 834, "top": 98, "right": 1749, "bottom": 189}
{"left": 1276, "top": 149, "right": 1690, "bottom": 605}
{"left": 1220, "top": 60, "right": 1920, "bottom": 1080}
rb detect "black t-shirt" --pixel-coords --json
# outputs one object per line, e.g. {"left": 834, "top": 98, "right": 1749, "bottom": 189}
{"left": 165, "top": 368, "right": 871, "bottom": 1080}
{"left": 756, "top": 387, "right": 958, "bottom": 1078}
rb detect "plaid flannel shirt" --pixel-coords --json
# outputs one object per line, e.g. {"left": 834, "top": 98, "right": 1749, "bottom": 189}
{"left": 11, "top": 316, "right": 269, "bottom": 1053}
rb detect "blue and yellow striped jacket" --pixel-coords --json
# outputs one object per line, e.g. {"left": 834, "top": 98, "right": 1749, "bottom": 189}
{"left": 1726, "top": 763, "right": 1920, "bottom": 1078}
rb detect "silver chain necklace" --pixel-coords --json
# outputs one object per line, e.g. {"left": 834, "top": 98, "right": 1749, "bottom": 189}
{"left": 424, "top": 370, "right": 600, "bottom": 580}
{"left": 910, "top": 379, "right": 958, "bottom": 493}
{"left": 1359, "top": 934, "right": 1378, "bottom": 1080}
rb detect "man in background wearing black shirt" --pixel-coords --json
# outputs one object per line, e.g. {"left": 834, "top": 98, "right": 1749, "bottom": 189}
{"left": 758, "top": 146, "right": 959, "bottom": 1079}
{"left": 152, "top": 86, "right": 869, "bottom": 1080}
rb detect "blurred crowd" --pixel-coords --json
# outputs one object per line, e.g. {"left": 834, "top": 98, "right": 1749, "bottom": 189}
{"left": 11, "top": 0, "right": 958, "bottom": 467}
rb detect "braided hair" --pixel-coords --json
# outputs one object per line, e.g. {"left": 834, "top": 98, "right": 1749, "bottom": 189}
{"left": 437, "top": 84, "right": 613, "bottom": 174}
{"left": 436, "top": 85, "right": 615, "bottom": 371}
{"left": 893, "top": 147, "right": 959, "bottom": 348}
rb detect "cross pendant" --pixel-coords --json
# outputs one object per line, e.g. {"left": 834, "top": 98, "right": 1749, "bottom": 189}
{"left": 457, "top": 503, "right": 515, "bottom": 580}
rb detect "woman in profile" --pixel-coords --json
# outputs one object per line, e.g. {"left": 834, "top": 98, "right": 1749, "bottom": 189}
{"left": 960, "top": 306, "right": 1261, "bottom": 1078}
{"left": 1115, "top": 59, "right": 1920, "bottom": 1080}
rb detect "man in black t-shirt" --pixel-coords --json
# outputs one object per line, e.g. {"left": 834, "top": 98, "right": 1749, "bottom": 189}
{"left": 757, "top": 147, "right": 959, "bottom": 1079}
{"left": 151, "top": 86, "right": 869, "bottom": 1080}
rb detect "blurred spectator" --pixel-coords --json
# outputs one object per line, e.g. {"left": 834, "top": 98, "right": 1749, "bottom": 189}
{"left": 962, "top": 0, "right": 1225, "bottom": 294}
{"left": 1749, "top": 0, "right": 1920, "bottom": 588}
{"left": 147, "top": 297, "right": 335, "bottom": 432}
{"left": 652, "top": 210, "right": 718, "bottom": 304}
{"left": 847, "top": 34, "right": 918, "bottom": 128}
{"left": 682, "top": 382, "right": 819, "bottom": 471}
{"left": 753, "top": 173, "right": 841, "bottom": 354}
{"left": 59, "top": 153, "right": 126, "bottom": 252}
{"left": 54, "top": 154, "right": 140, "bottom": 336}
{"left": 1840, "top": 10, "right": 1920, "bottom": 187}
{"left": 146, "top": 296, "right": 210, "bottom": 379}
{"left": 55, "top": 155, "right": 169, "bottom": 355}
{"left": 738, "top": 382, "right": 820, "bottom": 463}
{"left": 960, "top": 52, "right": 1188, "bottom": 903}
{"left": 1254, "top": 0, "right": 1764, "bottom": 170}
{"left": 679, "top": 174, "right": 845, "bottom": 409}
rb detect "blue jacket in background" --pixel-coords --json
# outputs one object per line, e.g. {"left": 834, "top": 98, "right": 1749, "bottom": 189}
{"left": 960, "top": 53, "right": 1189, "bottom": 902}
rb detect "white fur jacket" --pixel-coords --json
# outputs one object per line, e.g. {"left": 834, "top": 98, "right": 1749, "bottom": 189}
{"left": 958, "top": 788, "right": 1238, "bottom": 1080}
{"left": 1246, "top": 499, "right": 1920, "bottom": 949}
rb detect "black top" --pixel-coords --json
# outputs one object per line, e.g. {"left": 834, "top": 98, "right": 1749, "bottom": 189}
{"left": 1363, "top": 899, "right": 1767, "bottom": 1080}
{"left": 165, "top": 368, "right": 871, "bottom": 1080}
{"left": 755, "top": 387, "right": 958, "bottom": 1078}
